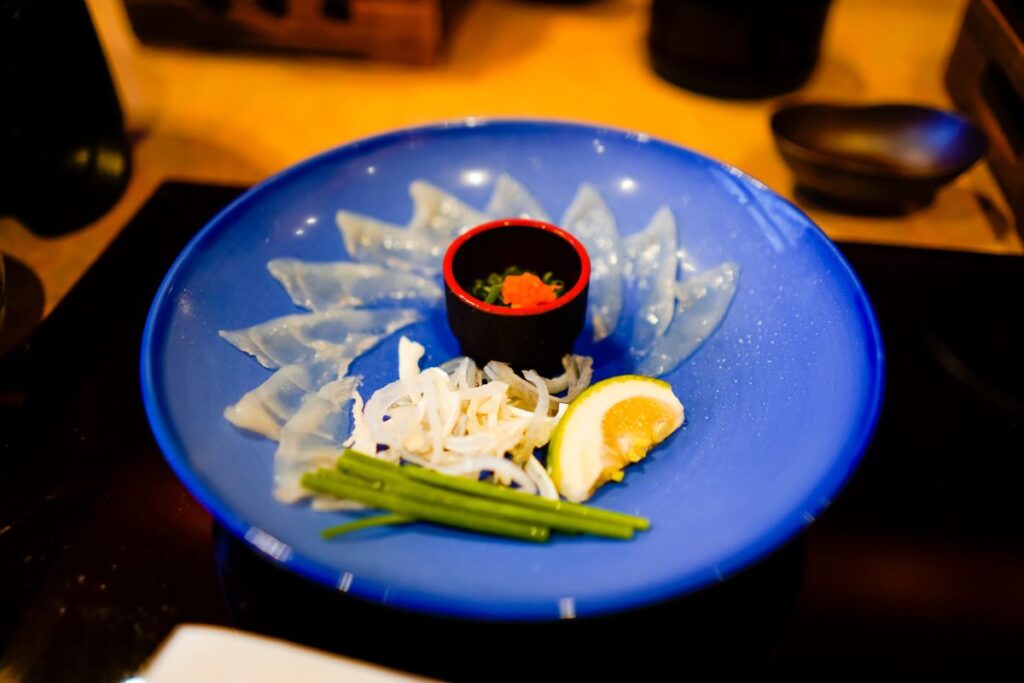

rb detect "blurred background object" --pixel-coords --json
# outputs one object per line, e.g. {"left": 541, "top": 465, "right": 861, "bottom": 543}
{"left": 648, "top": 0, "right": 833, "bottom": 99}
{"left": 0, "top": 253, "right": 5, "bottom": 335}
{"left": 945, "top": 0, "right": 1024, "bottom": 236}
{"left": 0, "top": 253, "right": 44, "bottom": 359}
{"left": 771, "top": 103, "right": 988, "bottom": 215}
{"left": 0, "top": 0, "right": 132, "bottom": 235}
{"left": 121, "top": 0, "right": 467, "bottom": 64}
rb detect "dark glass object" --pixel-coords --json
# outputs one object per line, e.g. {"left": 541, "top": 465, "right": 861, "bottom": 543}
{"left": 0, "top": 0, "right": 131, "bottom": 234}
{"left": 648, "top": 0, "right": 833, "bottom": 99}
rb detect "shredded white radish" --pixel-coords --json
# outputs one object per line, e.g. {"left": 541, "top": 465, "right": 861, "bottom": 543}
{"left": 350, "top": 336, "right": 593, "bottom": 495}
{"left": 526, "top": 454, "right": 559, "bottom": 500}
{"left": 402, "top": 452, "right": 538, "bottom": 494}
{"left": 342, "top": 390, "right": 376, "bottom": 457}
{"left": 520, "top": 370, "right": 550, "bottom": 464}
{"left": 399, "top": 336, "right": 425, "bottom": 384}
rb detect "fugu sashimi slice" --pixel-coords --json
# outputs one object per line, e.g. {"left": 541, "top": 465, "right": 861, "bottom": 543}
{"left": 486, "top": 174, "right": 550, "bottom": 221}
{"left": 635, "top": 262, "right": 740, "bottom": 377}
{"left": 409, "top": 181, "right": 488, "bottom": 238}
{"left": 223, "top": 357, "right": 350, "bottom": 441}
{"left": 337, "top": 211, "right": 446, "bottom": 274}
{"left": 561, "top": 184, "right": 624, "bottom": 341}
{"left": 625, "top": 206, "right": 679, "bottom": 357}
{"left": 219, "top": 308, "right": 420, "bottom": 369}
{"left": 274, "top": 376, "right": 361, "bottom": 503}
{"left": 223, "top": 365, "right": 316, "bottom": 440}
{"left": 267, "top": 259, "right": 442, "bottom": 311}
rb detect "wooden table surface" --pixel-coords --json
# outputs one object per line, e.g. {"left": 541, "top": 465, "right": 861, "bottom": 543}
{"left": 2, "top": 0, "right": 1021, "bottom": 319}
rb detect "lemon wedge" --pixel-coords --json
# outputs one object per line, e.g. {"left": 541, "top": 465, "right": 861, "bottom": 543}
{"left": 547, "top": 375, "right": 684, "bottom": 502}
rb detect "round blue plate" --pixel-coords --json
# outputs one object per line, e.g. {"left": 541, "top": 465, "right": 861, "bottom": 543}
{"left": 141, "top": 119, "right": 884, "bottom": 621}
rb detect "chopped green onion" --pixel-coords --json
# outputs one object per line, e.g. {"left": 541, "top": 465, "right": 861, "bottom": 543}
{"left": 322, "top": 513, "right": 413, "bottom": 539}
{"left": 469, "top": 266, "right": 565, "bottom": 307}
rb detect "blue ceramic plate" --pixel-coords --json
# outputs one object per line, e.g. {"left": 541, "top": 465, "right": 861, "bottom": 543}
{"left": 141, "top": 119, "right": 884, "bottom": 621}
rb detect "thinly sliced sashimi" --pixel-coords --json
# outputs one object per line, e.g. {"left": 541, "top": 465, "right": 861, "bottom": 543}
{"left": 219, "top": 308, "right": 420, "bottom": 369}
{"left": 223, "top": 358, "right": 349, "bottom": 440}
{"left": 624, "top": 206, "right": 679, "bottom": 357}
{"left": 224, "top": 365, "right": 316, "bottom": 440}
{"left": 274, "top": 376, "right": 361, "bottom": 503}
{"left": 486, "top": 174, "right": 550, "bottom": 221}
{"left": 267, "top": 259, "right": 442, "bottom": 311}
{"left": 409, "top": 181, "right": 488, "bottom": 239}
{"left": 337, "top": 211, "right": 447, "bottom": 274}
{"left": 561, "top": 184, "right": 624, "bottom": 341}
{"left": 635, "top": 262, "right": 740, "bottom": 377}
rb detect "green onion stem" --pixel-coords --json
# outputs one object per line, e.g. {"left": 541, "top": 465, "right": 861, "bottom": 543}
{"left": 302, "top": 472, "right": 550, "bottom": 543}
{"left": 322, "top": 513, "right": 413, "bottom": 539}
{"left": 336, "top": 452, "right": 635, "bottom": 539}
{"left": 341, "top": 449, "right": 649, "bottom": 531}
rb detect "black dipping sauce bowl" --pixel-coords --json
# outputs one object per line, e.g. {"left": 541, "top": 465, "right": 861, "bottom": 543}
{"left": 443, "top": 219, "right": 590, "bottom": 375}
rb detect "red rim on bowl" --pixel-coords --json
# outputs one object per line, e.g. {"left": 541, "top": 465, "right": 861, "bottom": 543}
{"left": 442, "top": 219, "right": 591, "bottom": 317}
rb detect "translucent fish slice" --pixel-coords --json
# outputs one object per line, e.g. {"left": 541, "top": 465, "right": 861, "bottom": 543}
{"left": 223, "top": 357, "right": 352, "bottom": 441}
{"left": 219, "top": 308, "right": 421, "bottom": 369}
{"left": 486, "top": 174, "right": 550, "bottom": 221}
{"left": 274, "top": 376, "right": 362, "bottom": 503}
{"left": 224, "top": 365, "right": 317, "bottom": 440}
{"left": 561, "top": 184, "right": 624, "bottom": 342}
{"left": 635, "top": 262, "right": 740, "bottom": 377}
{"left": 267, "top": 259, "right": 443, "bottom": 311}
{"left": 409, "top": 181, "right": 489, "bottom": 239}
{"left": 337, "top": 211, "right": 447, "bottom": 274}
{"left": 624, "top": 206, "right": 679, "bottom": 358}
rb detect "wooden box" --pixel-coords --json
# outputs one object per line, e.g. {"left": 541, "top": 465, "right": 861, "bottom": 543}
{"left": 945, "top": 0, "right": 1024, "bottom": 234}
{"left": 121, "top": 0, "right": 464, "bottom": 64}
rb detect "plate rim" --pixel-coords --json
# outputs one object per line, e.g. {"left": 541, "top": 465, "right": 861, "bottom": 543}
{"left": 140, "top": 117, "right": 886, "bottom": 621}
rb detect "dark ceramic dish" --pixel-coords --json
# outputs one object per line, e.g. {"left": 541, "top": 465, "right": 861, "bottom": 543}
{"left": 771, "top": 103, "right": 988, "bottom": 214}
{"left": 442, "top": 219, "right": 590, "bottom": 374}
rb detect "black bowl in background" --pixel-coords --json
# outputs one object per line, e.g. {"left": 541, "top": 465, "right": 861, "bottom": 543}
{"left": 649, "top": 0, "right": 833, "bottom": 99}
{"left": 771, "top": 103, "right": 988, "bottom": 214}
{"left": 442, "top": 219, "right": 590, "bottom": 375}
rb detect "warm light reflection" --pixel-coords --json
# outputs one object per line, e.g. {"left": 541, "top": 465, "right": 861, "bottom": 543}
{"left": 97, "top": 147, "right": 126, "bottom": 176}
{"left": 305, "top": 216, "right": 317, "bottom": 225}
{"left": 461, "top": 169, "right": 490, "bottom": 186}
{"left": 619, "top": 177, "right": 637, "bottom": 192}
